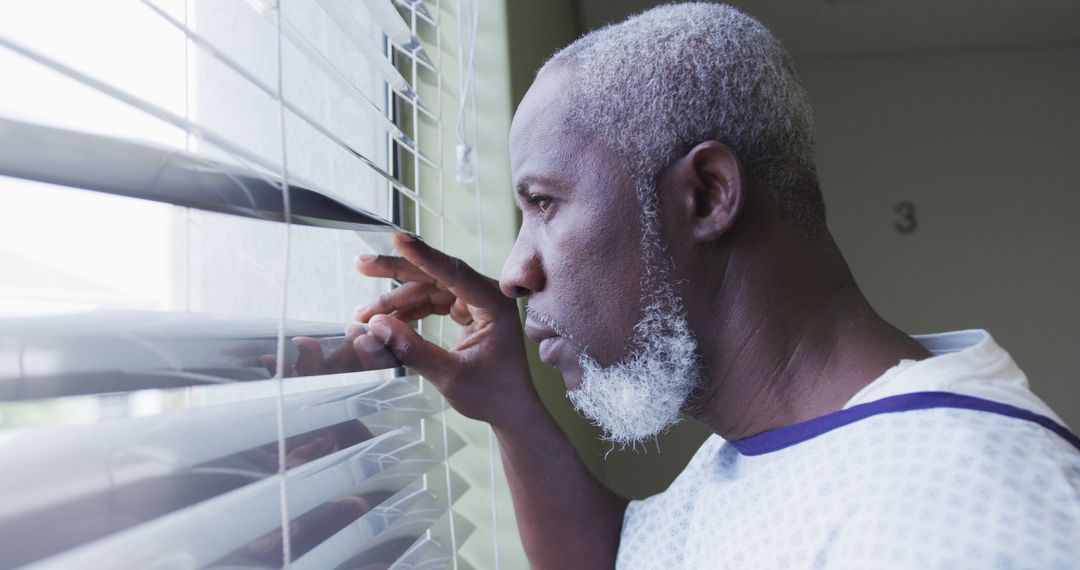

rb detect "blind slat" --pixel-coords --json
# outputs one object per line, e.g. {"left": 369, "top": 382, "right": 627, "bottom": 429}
{"left": 356, "top": 0, "right": 434, "bottom": 65}
{"left": 293, "top": 479, "right": 433, "bottom": 570}
{"left": 0, "top": 30, "right": 282, "bottom": 179}
{"left": 141, "top": 0, "right": 436, "bottom": 168}
{"left": 0, "top": 119, "right": 412, "bottom": 258}
{"left": 275, "top": 9, "right": 439, "bottom": 158}
{"left": 293, "top": 469, "right": 468, "bottom": 569}
{"left": 24, "top": 426, "right": 435, "bottom": 570}
{"left": 0, "top": 378, "right": 439, "bottom": 524}
{"left": 389, "top": 511, "right": 477, "bottom": 570}
{"left": 293, "top": 0, "right": 424, "bottom": 106}
{"left": 393, "top": 0, "right": 436, "bottom": 26}
{"left": 0, "top": 33, "right": 426, "bottom": 210}
{"left": 0, "top": 0, "right": 516, "bottom": 564}
{"left": 0, "top": 306, "right": 397, "bottom": 398}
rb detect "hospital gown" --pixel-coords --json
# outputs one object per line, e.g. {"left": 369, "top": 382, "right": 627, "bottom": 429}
{"left": 616, "top": 330, "right": 1080, "bottom": 569}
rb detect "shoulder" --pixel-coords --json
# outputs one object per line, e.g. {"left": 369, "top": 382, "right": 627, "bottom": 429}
{"left": 825, "top": 407, "right": 1080, "bottom": 569}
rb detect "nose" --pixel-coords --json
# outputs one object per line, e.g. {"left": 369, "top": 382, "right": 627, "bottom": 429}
{"left": 499, "top": 230, "right": 545, "bottom": 299}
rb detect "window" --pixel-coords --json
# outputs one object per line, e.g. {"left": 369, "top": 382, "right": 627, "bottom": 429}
{"left": 0, "top": 0, "right": 525, "bottom": 567}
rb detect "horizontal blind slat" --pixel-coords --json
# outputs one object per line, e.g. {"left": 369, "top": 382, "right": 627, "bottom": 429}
{"left": 293, "top": 479, "right": 433, "bottom": 570}
{"left": 297, "top": 0, "right": 427, "bottom": 106}
{"left": 0, "top": 35, "right": 430, "bottom": 210}
{"left": 0, "top": 0, "right": 500, "bottom": 565}
{"left": 393, "top": 0, "right": 436, "bottom": 26}
{"left": 293, "top": 468, "right": 468, "bottom": 569}
{"left": 0, "top": 377, "right": 439, "bottom": 524}
{"left": 0, "top": 31, "right": 278, "bottom": 176}
{"left": 24, "top": 426, "right": 431, "bottom": 570}
{"left": 388, "top": 511, "right": 476, "bottom": 570}
{"left": 0, "top": 307, "right": 398, "bottom": 398}
{"left": 356, "top": 0, "right": 433, "bottom": 64}
{"left": 140, "top": 0, "right": 436, "bottom": 168}
{"left": 0, "top": 119, "right": 413, "bottom": 252}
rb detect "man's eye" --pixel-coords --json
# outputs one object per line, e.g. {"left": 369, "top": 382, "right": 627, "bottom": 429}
{"left": 529, "top": 195, "right": 553, "bottom": 214}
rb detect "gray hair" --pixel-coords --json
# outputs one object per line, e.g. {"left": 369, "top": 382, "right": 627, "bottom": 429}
{"left": 542, "top": 3, "right": 826, "bottom": 234}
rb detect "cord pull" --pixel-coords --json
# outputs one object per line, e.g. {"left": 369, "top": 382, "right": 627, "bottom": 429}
{"left": 455, "top": 143, "right": 476, "bottom": 183}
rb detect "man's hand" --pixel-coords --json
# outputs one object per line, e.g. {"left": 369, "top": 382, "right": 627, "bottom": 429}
{"left": 353, "top": 233, "right": 543, "bottom": 429}
{"left": 256, "top": 327, "right": 398, "bottom": 378}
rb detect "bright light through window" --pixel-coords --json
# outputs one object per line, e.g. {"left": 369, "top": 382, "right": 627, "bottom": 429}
{"left": 0, "top": 1, "right": 188, "bottom": 313}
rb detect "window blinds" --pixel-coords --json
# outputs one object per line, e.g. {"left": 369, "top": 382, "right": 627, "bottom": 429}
{"left": 0, "top": 0, "right": 519, "bottom": 567}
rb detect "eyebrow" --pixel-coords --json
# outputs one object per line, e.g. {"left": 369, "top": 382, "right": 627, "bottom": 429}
{"left": 514, "top": 174, "right": 564, "bottom": 199}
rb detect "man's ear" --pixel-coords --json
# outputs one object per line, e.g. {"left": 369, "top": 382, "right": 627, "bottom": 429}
{"left": 669, "top": 141, "right": 744, "bottom": 243}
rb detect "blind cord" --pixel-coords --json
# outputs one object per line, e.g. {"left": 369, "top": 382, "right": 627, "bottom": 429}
{"left": 454, "top": 0, "right": 479, "bottom": 183}
{"left": 273, "top": 0, "right": 294, "bottom": 566}
{"left": 430, "top": 0, "right": 461, "bottom": 567}
{"left": 453, "top": 0, "right": 499, "bottom": 564}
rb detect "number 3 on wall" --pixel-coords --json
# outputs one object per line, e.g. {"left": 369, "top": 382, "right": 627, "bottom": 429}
{"left": 894, "top": 201, "right": 917, "bottom": 234}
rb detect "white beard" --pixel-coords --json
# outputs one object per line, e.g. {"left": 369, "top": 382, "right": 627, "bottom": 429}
{"left": 567, "top": 216, "right": 703, "bottom": 448}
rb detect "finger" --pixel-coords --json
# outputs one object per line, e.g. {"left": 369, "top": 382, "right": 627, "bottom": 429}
{"left": 392, "top": 233, "right": 501, "bottom": 307}
{"left": 257, "top": 355, "right": 276, "bottom": 376}
{"left": 365, "top": 315, "right": 458, "bottom": 383}
{"left": 355, "top": 253, "right": 436, "bottom": 285}
{"left": 354, "top": 282, "right": 455, "bottom": 323}
{"left": 292, "top": 337, "right": 325, "bottom": 376}
{"left": 286, "top": 433, "right": 335, "bottom": 468}
{"left": 321, "top": 341, "right": 363, "bottom": 373}
{"left": 332, "top": 420, "right": 375, "bottom": 446}
{"left": 288, "top": 497, "right": 371, "bottom": 555}
{"left": 257, "top": 354, "right": 296, "bottom": 378}
{"left": 391, "top": 301, "right": 453, "bottom": 323}
{"left": 352, "top": 332, "right": 402, "bottom": 370}
{"left": 449, "top": 297, "right": 474, "bottom": 326}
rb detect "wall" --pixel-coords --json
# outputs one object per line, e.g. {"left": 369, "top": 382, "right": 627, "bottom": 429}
{"left": 800, "top": 43, "right": 1080, "bottom": 431}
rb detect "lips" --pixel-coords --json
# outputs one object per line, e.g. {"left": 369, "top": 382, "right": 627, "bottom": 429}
{"left": 538, "top": 336, "right": 565, "bottom": 364}
{"left": 524, "top": 317, "right": 565, "bottom": 365}
{"left": 524, "top": 317, "right": 558, "bottom": 344}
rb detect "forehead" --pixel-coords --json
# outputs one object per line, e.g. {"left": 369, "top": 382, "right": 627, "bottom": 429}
{"left": 509, "top": 68, "right": 593, "bottom": 183}
{"left": 509, "top": 67, "right": 622, "bottom": 191}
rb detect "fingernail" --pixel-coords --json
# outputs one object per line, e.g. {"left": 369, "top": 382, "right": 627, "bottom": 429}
{"left": 355, "top": 332, "right": 382, "bottom": 352}
{"left": 397, "top": 232, "right": 417, "bottom": 243}
{"left": 369, "top": 316, "right": 391, "bottom": 342}
{"left": 353, "top": 304, "right": 369, "bottom": 320}
{"left": 344, "top": 323, "right": 366, "bottom": 337}
{"left": 356, "top": 253, "right": 376, "bottom": 263}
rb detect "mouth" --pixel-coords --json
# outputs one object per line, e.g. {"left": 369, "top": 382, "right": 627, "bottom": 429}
{"left": 524, "top": 316, "right": 567, "bottom": 365}
{"left": 537, "top": 336, "right": 567, "bottom": 364}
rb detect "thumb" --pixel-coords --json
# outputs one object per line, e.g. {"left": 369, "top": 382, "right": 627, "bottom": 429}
{"left": 291, "top": 337, "right": 325, "bottom": 376}
{"left": 365, "top": 315, "right": 457, "bottom": 383}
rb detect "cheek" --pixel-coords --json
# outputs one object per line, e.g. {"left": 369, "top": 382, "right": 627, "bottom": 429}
{"left": 544, "top": 203, "right": 647, "bottom": 363}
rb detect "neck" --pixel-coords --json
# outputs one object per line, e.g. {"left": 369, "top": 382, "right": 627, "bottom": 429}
{"left": 684, "top": 225, "right": 931, "bottom": 441}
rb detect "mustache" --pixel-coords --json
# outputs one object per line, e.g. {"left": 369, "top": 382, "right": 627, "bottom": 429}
{"left": 524, "top": 306, "right": 576, "bottom": 342}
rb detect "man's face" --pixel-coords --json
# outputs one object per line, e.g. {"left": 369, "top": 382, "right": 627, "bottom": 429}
{"left": 501, "top": 68, "right": 650, "bottom": 389}
{"left": 502, "top": 68, "right": 704, "bottom": 445}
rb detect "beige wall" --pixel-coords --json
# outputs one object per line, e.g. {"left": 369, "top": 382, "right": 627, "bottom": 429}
{"left": 799, "top": 43, "right": 1080, "bottom": 431}
{"left": 505, "top": 0, "right": 581, "bottom": 107}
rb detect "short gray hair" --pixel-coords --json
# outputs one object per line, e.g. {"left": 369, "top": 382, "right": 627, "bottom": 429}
{"left": 543, "top": 3, "right": 825, "bottom": 233}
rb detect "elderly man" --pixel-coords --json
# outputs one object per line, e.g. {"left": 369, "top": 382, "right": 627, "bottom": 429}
{"left": 350, "top": 3, "right": 1080, "bottom": 568}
